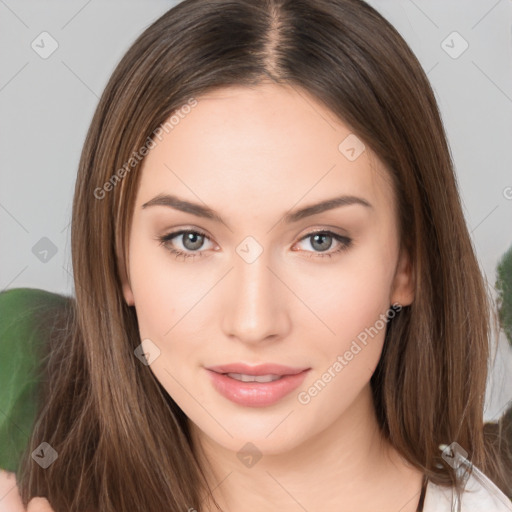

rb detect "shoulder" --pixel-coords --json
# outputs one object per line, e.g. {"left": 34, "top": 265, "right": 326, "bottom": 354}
{"left": 423, "top": 465, "right": 512, "bottom": 511}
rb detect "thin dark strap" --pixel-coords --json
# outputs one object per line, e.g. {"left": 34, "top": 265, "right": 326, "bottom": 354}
{"left": 416, "top": 474, "right": 428, "bottom": 512}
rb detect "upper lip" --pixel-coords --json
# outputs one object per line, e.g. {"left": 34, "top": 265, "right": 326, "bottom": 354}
{"left": 206, "top": 363, "right": 310, "bottom": 376}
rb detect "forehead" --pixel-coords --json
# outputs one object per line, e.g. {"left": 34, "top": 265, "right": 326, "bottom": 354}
{"left": 136, "top": 83, "right": 393, "bottom": 217}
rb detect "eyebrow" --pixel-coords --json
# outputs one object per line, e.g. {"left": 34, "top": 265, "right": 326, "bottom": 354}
{"left": 141, "top": 193, "right": 372, "bottom": 225}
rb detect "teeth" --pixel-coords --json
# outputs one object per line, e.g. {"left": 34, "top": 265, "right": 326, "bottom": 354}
{"left": 226, "top": 373, "right": 283, "bottom": 383}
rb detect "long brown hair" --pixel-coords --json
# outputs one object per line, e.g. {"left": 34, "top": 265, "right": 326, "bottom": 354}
{"left": 17, "top": 0, "right": 510, "bottom": 509}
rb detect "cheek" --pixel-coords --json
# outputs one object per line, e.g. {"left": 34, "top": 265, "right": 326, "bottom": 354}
{"left": 130, "top": 265, "right": 174, "bottom": 337}
{"left": 128, "top": 235, "right": 196, "bottom": 336}
{"left": 304, "top": 243, "right": 397, "bottom": 350}
{"left": 296, "top": 255, "right": 395, "bottom": 413}
{"left": 128, "top": 238, "right": 211, "bottom": 377}
{"left": 128, "top": 243, "right": 203, "bottom": 404}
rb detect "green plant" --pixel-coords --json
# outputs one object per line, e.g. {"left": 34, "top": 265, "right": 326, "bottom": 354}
{"left": 496, "top": 244, "right": 512, "bottom": 346}
{"left": 0, "top": 288, "right": 70, "bottom": 472}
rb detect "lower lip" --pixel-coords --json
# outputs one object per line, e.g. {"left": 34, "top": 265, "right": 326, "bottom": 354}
{"left": 205, "top": 368, "right": 310, "bottom": 407}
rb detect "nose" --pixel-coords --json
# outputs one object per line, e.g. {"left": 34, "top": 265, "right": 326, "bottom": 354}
{"left": 220, "top": 250, "right": 291, "bottom": 345}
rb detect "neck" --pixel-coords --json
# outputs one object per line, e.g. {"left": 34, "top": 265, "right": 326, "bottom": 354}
{"left": 189, "top": 384, "right": 424, "bottom": 512}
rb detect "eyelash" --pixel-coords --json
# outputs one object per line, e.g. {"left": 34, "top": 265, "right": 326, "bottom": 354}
{"left": 157, "top": 229, "right": 352, "bottom": 261}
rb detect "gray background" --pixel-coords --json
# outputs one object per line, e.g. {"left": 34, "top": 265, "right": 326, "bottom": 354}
{"left": 0, "top": 0, "right": 511, "bottom": 421}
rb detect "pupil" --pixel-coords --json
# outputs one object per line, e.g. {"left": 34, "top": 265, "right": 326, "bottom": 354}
{"left": 312, "top": 233, "right": 331, "bottom": 252}
{"left": 183, "top": 232, "right": 203, "bottom": 250}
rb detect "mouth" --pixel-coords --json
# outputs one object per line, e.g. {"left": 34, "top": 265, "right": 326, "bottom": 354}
{"left": 204, "top": 363, "right": 311, "bottom": 407}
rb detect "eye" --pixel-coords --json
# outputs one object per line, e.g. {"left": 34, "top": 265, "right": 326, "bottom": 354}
{"left": 293, "top": 230, "right": 352, "bottom": 259}
{"left": 157, "top": 229, "right": 214, "bottom": 261}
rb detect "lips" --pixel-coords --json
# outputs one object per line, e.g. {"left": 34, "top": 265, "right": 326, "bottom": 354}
{"left": 204, "top": 363, "right": 311, "bottom": 407}
{"left": 206, "top": 362, "right": 309, "bottom": 376}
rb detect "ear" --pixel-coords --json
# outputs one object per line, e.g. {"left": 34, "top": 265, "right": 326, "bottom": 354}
{"left": 390, "top": 246, "right": 414, "bottom": 306}
{"left": 121, "top": 272, "right": 135, "bottom": 307}
{"left": 117, "top": 240, "right": 135, "bottom": 307}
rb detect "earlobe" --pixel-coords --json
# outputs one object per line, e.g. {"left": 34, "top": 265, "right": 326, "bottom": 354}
{"left": 122, "top": 280, "right": 135, "bottom": 306}
{"left": 390, "top": 247, "right": 415, "bottom": 306}
{"left": 120, "top": 265, "right": 135, "bottom": 306}
{"left": 117, "top": 239, "right": 135, "bottom": 306}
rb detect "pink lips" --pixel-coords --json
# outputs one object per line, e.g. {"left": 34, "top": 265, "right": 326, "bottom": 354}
{"left": 205, "top": 362, "right": 311, "bottom": 407}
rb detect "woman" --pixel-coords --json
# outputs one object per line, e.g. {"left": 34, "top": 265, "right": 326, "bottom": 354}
{"left": 4, "top": 0, "right": 511, "bottom": 510}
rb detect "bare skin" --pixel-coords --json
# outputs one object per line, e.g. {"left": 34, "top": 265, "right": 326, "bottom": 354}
{"left": 2, "top": 82, "right": 424, "bottom": 511}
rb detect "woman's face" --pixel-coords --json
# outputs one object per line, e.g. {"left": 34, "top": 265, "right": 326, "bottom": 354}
{"left": 121, "top": 83, "right": 414, "bottom": 455}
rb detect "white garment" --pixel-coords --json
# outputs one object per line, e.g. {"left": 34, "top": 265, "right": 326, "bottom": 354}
{"left": 423, "top": 465, "right": 512, "bottom": 511}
